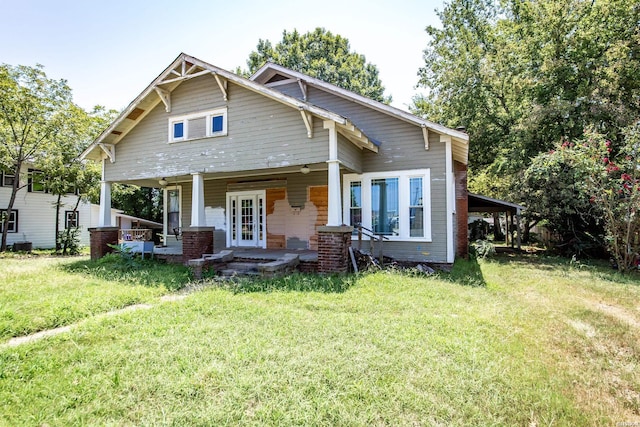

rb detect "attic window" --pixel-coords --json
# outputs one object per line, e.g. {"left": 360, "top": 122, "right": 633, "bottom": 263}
{"left": 126, "top": 108, "right": 144, "bottom": 121}
{"left": 168, "top": 108, "right": 227, "bottom": 143}
{"left": 172, "top": 121, "right": 185, "bottom": 140}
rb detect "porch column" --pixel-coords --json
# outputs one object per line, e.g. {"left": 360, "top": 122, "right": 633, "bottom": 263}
{"left": 190, "top": 172, "right": 206, "bottom": 227}
{"left": 98, "top": 180, "right": 112, "bottom": 227}
{"left": 91, "top": 180, "right": 117, "bottom": 260}
{"left": 324, "top": 121, "right": 342, "bottom": 226}
{"left": 184, "top": 172, "right": 213, "bottom": 263}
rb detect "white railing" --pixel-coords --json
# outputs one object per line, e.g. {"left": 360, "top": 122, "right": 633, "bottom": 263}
{"left": 119, "top": 229, "right": 152, "bottom": 242}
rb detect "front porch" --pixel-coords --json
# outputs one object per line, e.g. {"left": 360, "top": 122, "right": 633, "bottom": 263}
{"left": 154, "top": 244, "right": 318, "bottom": 264}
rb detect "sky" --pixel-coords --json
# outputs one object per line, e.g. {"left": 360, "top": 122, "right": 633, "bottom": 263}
{"left": 0, "top": 0, "right": 445, "bottom": 112}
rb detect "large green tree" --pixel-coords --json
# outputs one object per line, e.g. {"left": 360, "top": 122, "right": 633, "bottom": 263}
{"left": 0, "top": 64, "right": 74, "bottom": 251}
{"left": 41, "top": 105, "right": 117, "bottom": 253}
{"left": 414, "top": 0, "right": 640, "bottom": 197}
{"left": 240, "top": 27, "right": 391, "bottom": 103}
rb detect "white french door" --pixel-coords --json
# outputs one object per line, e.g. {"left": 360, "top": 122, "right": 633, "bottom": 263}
{"left": 226, "top": 190, "right": 266, "bottom": 248}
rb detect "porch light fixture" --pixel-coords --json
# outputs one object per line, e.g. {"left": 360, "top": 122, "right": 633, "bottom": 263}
{"left": 300, "top": 165, "right": 310, "bottom": 174}
{"left": 159, "top": 177, "right": 168, "bottom": 186}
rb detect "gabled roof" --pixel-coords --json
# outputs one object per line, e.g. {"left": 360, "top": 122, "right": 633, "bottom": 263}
{"left": 251, "top": 62, "right": 469, "bottom": 162}
{"left": 81, "top": 53, "right": 379, "bottom": 161}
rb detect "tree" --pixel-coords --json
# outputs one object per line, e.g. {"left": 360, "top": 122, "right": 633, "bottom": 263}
{"left": 414, "top": 0, "right": 640, "bottom": 194}
{"left": 522, "top": 141, "right": 604, "bottom": 254}
{"left": 240, "top": 28, "right": 391, "bottom": 103}
{"left": 0, "top": 64, "right": 74, "bottom": 251}
{"left": 109, "top": 184, "right": 163, "bottom": 224}
{"left": 41, "top": 105, "right": 117, "bottom": 253}
{"left": 525, "top": 124, "right": 640, "bottom": 271}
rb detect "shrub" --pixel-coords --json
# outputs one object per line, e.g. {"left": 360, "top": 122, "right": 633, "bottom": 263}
{"left": 472, "top": 239, "right": 496, "bottom": 259}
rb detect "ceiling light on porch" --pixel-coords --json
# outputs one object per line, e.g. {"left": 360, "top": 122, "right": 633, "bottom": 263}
{"left": 159, "top": 177, "right": 168, "bottom": 186}
{"left": 300, "top": 165, "right": 310, "bottom": 174}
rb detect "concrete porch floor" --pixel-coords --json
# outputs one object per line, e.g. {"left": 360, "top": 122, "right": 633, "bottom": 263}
{"left": 153, "top": 245, "right": 318, "bottom": 262}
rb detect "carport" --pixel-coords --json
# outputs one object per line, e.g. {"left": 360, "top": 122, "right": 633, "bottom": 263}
{"left": 468, "top": 193, "right": 525, "bottom": 250}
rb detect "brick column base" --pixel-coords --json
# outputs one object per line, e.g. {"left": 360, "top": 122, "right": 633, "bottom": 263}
{"left": 182, "top": 227, "right": 214, "bottom": 264}
{"left": 88, "top": 227, "right": 120, "bottom": 261}
{"left": 317, "top": 226, "right": 353, "bottom": 274}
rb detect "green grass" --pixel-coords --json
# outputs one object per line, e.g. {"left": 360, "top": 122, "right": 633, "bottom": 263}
{"left": 1, "top": 255, "right": 639, "bottom": 425}
{"left": 0, "top": 254, "right": 191, "bottom": 340}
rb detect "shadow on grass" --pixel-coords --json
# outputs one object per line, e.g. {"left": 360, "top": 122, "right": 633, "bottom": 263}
{"left": 61, "top": 254, "right": 192, "bottom": 291}
{"left": 214, "top": 272, "right": 358, "bottom": 294}
{"left": 447, "top": 256, "right": 487, "bottom": 287}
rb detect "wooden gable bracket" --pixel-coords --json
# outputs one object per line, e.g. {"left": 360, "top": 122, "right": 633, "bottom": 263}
{"left": 155, "top": 87, "right": 171, "bottom": 113}
{"left": 98, "top": 143, "right": 116, "bottom": 163}
{"left": 338, "top": 124, "right": 379, "bottom": 153}
{"left": 213, "top": 73, "right": 228, "bottom": 101}
{"left": 297, "top": 79, "right": 308, "bottom": 101}
{"left": 299, "top": 107, "right": 313, "bottom": 138}
{"left": 421, "top": 124, "right": 430, "bottom": 150}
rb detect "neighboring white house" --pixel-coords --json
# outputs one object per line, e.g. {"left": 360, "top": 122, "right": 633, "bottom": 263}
{"left": 0, "top": 168, "right": 160, "bottom": 249}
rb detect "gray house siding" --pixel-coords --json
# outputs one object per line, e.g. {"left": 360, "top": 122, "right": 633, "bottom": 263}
{"left": 104, "top": 76, "right": 331, "bottom": 182}
{"left": 283, "top": 87, "right": 449, "bottom": 262}
{"left": 338, "top": 133, "right": 362, "bottom": 173}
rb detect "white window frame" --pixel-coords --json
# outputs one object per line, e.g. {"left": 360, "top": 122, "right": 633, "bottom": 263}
{"left": 0, "top": 210, "right": 18, "bottom": 233}
{"left": 0, "top": 172, "right": 15, "bottom": 187}
{"left": 206, "top": 110, "right": 227, "bottom": 137}
{"left": 170, "top": 119, "right": 186, "bottom": 142}
{"left": 168, "top": 108, "right": 227, "bottom": 143}
{"left": 65, "top": 210, "right": 79, "bottom": 229}
{"left": 28, "top": 169, "right": 46, "bottom": 193}
{"left": 343, "top": 169, "right": 431, "bottom": 242}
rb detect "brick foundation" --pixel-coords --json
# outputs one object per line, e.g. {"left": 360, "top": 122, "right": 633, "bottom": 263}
{"left": 182, "top": 227, "right": 214, "bottom": 264}
{"left": 89, "top": 227, "right": 120, "bottom": 261}
{"left": 317, "top": 226, "right": 353, "bottom": 273}
{"left": 455, "top": 161, "right": 469, "bottom": 259}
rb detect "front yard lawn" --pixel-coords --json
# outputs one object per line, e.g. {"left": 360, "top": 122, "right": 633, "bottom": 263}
{"left": 0, "top": 254, "right": 639, "bottom": 425}
{"left": 0, "top": 254, "right": 191, "bottom": 340}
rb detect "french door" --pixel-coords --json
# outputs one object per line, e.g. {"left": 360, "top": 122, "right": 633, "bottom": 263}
{"left": 226, "top": 190, "right": 266, "bottom": 248}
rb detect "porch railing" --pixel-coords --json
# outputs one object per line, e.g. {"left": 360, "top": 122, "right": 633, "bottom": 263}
{"left": 119, "top": 229, "right": 152, "bottom": 242}
{"left": 354, "top": 224, "right": 390, "bottom": 265}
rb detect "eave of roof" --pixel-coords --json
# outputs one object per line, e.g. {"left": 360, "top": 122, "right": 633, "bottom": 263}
{"left": 81, "top": 53, "right": 378, "bottom": 161}
{"left": 468, "top": 192, "right": 525, "bottom": 213}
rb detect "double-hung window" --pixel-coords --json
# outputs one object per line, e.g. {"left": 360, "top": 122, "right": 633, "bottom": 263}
{"left": 343, "top": 169, "right": 431, "bottom": 241}
{"left": 28, "top": 169, "right": 45, "bottom": 193}
{"left": 0, "top": 171, "right": 15, "bottom": 187}
{"left": 168, "top": 108, "right": 227, "bottom": 142}
{"left": 0, "top": 210, "right": 18, "bottom": 233}
{"left": 65, "top": 211, "right": 79, "bottom": 229}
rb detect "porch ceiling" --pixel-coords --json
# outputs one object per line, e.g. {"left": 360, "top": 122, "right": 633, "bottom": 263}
{"left": 107, "top": 161, "right": 361, "bottom": 188}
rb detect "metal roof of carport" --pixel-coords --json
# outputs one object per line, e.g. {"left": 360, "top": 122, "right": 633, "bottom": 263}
{"left": 468, "top": 193, "right": 525, "bottom": 213}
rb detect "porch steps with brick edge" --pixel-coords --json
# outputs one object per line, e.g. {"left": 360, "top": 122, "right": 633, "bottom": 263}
{"left": 188, "top": 251, "right": 300, "bottom": 279}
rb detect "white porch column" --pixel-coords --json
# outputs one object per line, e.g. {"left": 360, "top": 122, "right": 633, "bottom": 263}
{"left": 98, "top": 180, "right": 112, "bottom": 227}
{"left": 190, "top": 172, "right": 207, "bottom": 227}
{"left": 324, "top": 121, "right": 342, "bottom": 226}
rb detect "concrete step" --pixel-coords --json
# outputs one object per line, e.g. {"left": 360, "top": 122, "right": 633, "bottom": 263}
{"left": 225, "top": 262, "right": 259, "bottom": 271}
{"left": 220, "top": 268, "right": 262, "bottom": 277}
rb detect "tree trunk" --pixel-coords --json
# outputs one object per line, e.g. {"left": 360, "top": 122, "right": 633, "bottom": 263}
{"left": 54, "top": 194, "right": 62, "bottom": 251}
{"left": 492, "top": 212, "right": 504, "bottom": 241}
